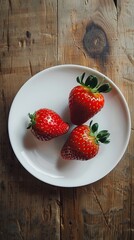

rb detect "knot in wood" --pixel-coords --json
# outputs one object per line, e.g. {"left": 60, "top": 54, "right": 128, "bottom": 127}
{"left": 83, "top": 23, "right": 109, "bottom": 58}
{"left": 26, "top": 31, "right": 31, "bottom": 39}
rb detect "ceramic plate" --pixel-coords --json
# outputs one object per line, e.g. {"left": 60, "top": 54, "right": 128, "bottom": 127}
{"left": 8, "top": 65, "right": 131, "bottom": 187}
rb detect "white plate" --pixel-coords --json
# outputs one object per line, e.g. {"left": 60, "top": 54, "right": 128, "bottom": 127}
{"left": 8, "top": 64, "right": 131, "bottom": 187}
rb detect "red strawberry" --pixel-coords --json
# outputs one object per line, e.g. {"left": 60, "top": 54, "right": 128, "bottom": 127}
{"left": 61, "top": 121, "right": 110, "bottom": 160}
{"left": 27, "top": 108, "right": 69, "bottom": 141}
{"left": 69, "top": 73, "right": 111, "bottom": 125}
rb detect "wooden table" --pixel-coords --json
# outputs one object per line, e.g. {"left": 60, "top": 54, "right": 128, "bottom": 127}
{"left": 0, "top": 0, "right": 134, "bottom": 239}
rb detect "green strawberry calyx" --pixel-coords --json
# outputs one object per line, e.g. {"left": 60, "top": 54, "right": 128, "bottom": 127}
{"left": 27, "top": 112, "right": 36, "bottom": 129}
{"left": 89, "top": 120, "right": 110, "bottom": 145}
{"left": 76, "top": 72, "right": 112, "bottom": 93}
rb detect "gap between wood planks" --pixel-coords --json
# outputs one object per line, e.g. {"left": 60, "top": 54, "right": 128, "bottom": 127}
{"left": 113, "top": 0, "right": 117, "bottom": 8}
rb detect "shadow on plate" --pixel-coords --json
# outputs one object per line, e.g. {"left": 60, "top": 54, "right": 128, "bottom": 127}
{"left": 61, "top": 105, "right": 71, "bottom": 125}
{"left": 56, "top": 156, "right": 72, "bottom": 170}
{"left": 23, "top": 130, "right": 37, "bottom": 149}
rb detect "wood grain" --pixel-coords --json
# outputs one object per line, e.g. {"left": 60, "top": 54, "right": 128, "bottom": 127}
{"left": 0, "top": 0, "right": 134, "bottom": 239}
{"left": 0, "top": 1, "right": 60, "bottom": 240}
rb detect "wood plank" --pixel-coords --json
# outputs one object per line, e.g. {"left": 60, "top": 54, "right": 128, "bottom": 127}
{"left": 58, "top": 0, "right": 133, "bottom": 239}
{"left": 0, "top": 1, "right": 60, "bottom": 239}
{"left": 117, "top": 0, "right": 134, "bottom": 238}
{"left": 58, "top": 0, "right": 117, "bottom": 73}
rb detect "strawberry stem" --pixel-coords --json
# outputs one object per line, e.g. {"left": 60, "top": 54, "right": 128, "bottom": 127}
{"left": 89, "top": 121, "right": 110, "bottom": 144}
{"left": 27, "top": 112, "right": 36, "bottom": 129}
{"left": 76, "top": 73, "right": 112, "bottom": 93}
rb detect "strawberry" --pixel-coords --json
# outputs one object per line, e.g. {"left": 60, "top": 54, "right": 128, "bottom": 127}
{"left": 61, "top": 121, "right": 110, "bottom": 160}
{"left": 27, "top": 108, "right": 69, "bottom": 141}
{"left": 69, "top": 73, "right": 111, "bottom": 125}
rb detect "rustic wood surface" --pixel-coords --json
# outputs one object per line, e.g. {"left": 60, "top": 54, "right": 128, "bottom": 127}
{"left": 0, "top": 0, "right": 133, "bottom": 239}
